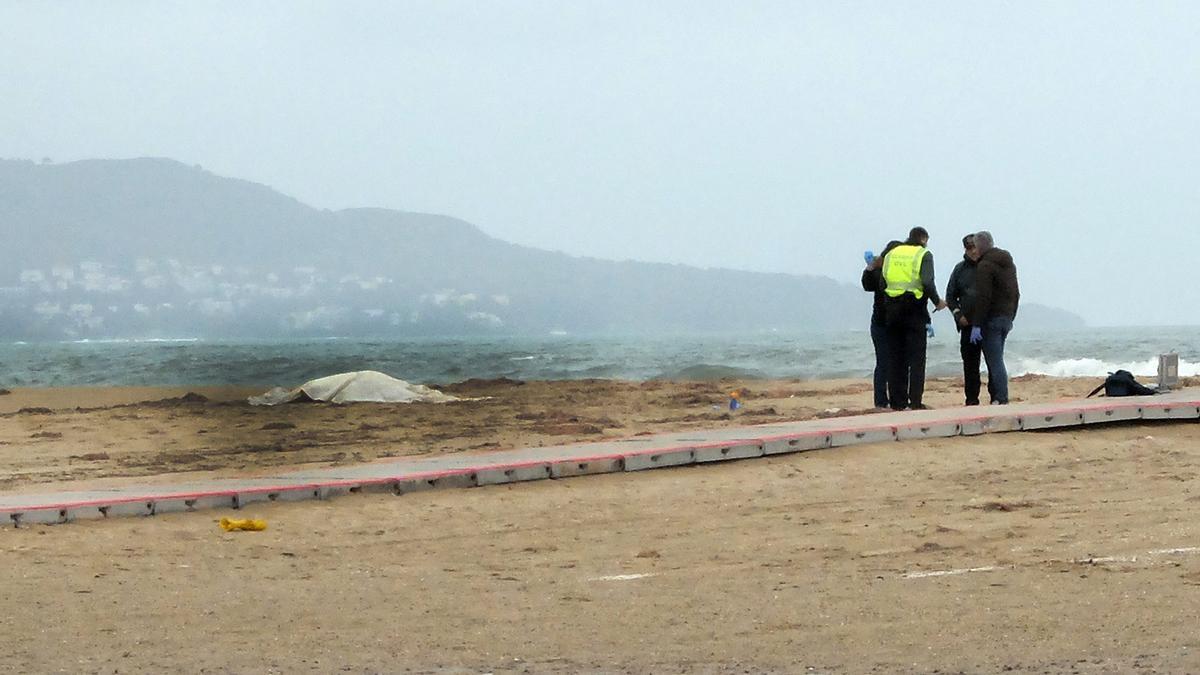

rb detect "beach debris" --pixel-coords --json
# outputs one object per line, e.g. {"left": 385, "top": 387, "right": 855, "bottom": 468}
{"left": 249, "top": 370, "right": 458, "bottom": 406}
{"left": 728, "top": 390, "right": 743, "bottom": 410}
{"left": 219, "top": 517, "right": 267, "bottom": 532}
{"left": 513, "top": 410, "right": 611, "bottom": 434}
{"left": 975, "top": 500, "right": 1038, "bottom": 512}
{"left": 437, "top": 377, "right": 525, "bottom": 393}
{"left": 139, "top": 392, "right": 209, "bottom": 408}
{"left": 747, "top": 406, "right": 778, "bottom": 416}
{"left": 588, "top": 573, "right": 658, "bottom": 582}
{"left": 0, "top": 388, "right": 10, "bottom": 395}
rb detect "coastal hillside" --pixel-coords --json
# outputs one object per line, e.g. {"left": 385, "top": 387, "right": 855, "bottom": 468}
{"left": 0, "top": 158, "right": 1083, "bottom": 339}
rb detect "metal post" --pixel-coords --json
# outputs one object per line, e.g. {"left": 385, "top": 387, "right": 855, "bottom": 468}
{"left": 1158, "top": 353, "right": 1179, "bottom": 391}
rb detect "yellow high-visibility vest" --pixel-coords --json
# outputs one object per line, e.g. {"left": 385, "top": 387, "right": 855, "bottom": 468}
{"left": 882, "top": 244, "right": 927, "bottom": 299}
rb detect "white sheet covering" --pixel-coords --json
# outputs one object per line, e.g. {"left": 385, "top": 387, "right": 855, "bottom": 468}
{"left": 249, "top": 370, "right": 458, "bottom": 405}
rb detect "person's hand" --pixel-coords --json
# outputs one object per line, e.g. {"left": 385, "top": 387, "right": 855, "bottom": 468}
{"left": 957, "top": 315, "right": 969, "bottom": 328}
{"left": 933, "top": 300, "right": 947, "bottom": 312}
{"left": 969, "top": 326, "right": 983, "bottom": 344}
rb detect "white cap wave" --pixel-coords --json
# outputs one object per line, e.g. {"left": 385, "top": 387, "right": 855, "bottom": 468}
{"left": 1013, "top": 357, "right": 1199, "bottom": 378}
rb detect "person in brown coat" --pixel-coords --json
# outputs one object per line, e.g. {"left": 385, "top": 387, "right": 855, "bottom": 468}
{"left": 967, "top": 230, "right": 1020, "bottom": 404}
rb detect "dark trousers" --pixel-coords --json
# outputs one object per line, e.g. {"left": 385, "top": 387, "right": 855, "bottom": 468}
{"left": 870, "top": 320, "right": 890, "bottom": 408}
{"left": 884, "top": 299, "right": 927, "bottom": 410}
{"left": 981, "top": 316, "right": 1014, "bottom": 404}
{"left": 959, "top": 325, "right": 984, "bottom": 405}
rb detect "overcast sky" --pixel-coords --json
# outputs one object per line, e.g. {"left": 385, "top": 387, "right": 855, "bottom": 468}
{"left": 2, "top": 1, "right": 1197, "bottom": 325}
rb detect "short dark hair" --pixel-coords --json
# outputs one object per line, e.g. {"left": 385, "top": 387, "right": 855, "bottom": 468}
{"left": 907, "top": 226, "right": 929, "bottom": 243}
{"left": 962, "top": 234, "right": 975, "bottom": 247}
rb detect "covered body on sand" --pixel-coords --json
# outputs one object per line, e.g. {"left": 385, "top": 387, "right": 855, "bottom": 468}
{"left": 248, "top": 370, "right": 458, "bottom": 406}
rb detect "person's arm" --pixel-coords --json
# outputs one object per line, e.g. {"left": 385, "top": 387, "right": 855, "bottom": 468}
{"left": 861, "top": 267, "right": 879, "bottom": 292}
{"left": 1012, "top": 268, "right": 1020, "bottom": 320}
{"left": 920, "top": 252, "right": 943, "bottom": 307}
{"left": 945, "top": 265, "right": 962, "bottom": 313}
{"left": 971, "top": 261, "right": 994, "bottom": 325}
{"left": 945, "top": 264, "right": 968, "bottom": 327}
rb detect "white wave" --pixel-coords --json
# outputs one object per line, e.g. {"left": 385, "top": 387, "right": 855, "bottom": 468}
{"left": 1013, "top": 356, "right": 1200, "bottom": 378}
{"left": 63, "top": 337, "right": 203, "bottom": 345}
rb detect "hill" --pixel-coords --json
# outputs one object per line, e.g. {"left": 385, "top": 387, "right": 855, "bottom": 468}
{"left": 0, "top": 158, "right": 1083, "bottom": 339}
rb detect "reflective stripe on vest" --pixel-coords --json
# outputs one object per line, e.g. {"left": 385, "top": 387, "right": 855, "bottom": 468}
{"left": 882, "top": 245, "right": 927, "bottom": 299}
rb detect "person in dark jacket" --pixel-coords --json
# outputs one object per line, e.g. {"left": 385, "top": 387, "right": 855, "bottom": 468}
{"left": 881, "top": 227, "right": 946, "bottom": 410}
{"left": 967, "top": 230, "right": 1020, "bottom": 404}
{"left": 945, "top": 234, "right": 987, "bottom": 405}
{"left": 862, "top": 240, "right": 902, "bottom": 409}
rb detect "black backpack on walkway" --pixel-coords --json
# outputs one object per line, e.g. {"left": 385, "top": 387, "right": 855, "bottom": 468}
{"left": 1086, "top": 370, "right": 1157, "bottom": 398}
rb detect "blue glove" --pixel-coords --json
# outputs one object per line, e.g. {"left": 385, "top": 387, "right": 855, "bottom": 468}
{"left": 969, "top": 326, "right": 983, "bottom": 344}
{"left": 863, "top": 250, "right": 875, "bottom": 265}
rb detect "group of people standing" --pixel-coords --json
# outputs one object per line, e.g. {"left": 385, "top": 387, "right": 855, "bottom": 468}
{"left": 862, "top": 227, "right": 1020, "bottom": 411}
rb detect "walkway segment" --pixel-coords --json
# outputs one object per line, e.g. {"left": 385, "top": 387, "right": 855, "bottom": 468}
{"left": 4, "top": 391, "right": 1198, "bottom": 526}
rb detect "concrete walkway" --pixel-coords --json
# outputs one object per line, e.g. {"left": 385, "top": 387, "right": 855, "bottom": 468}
{"left": 4, "top": 390, "right": 1198, "bottom": 526}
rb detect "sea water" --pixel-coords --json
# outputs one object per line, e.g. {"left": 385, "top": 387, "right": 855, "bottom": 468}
{"left": 0, "top": 326, "right": 1197, "bottom": 387}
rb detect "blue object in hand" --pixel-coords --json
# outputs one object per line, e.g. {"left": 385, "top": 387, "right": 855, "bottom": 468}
{"left": 864, "top": 250, "right": 875, "bottom": 265}
{"left": 925, "top": 323, "right": 935, "bottom": 338}
{"left": 969, "top": 326, "right": 983, "bottom": 344}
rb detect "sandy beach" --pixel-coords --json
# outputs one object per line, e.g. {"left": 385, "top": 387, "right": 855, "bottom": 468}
{"left": 3, "top": 376, "right": 1200, "bottom": 672}
{"left": 0, "top": 375, "right": 1129, "bottom": 492}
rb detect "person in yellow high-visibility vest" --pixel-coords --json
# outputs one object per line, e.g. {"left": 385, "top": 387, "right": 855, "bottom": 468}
{"left": 880, "top": 226, "right": 947, "bottom": 410}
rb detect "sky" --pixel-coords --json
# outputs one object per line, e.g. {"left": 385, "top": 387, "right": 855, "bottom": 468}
{"left": 2, "top": 1, "right": 1198, "bottom": 325}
